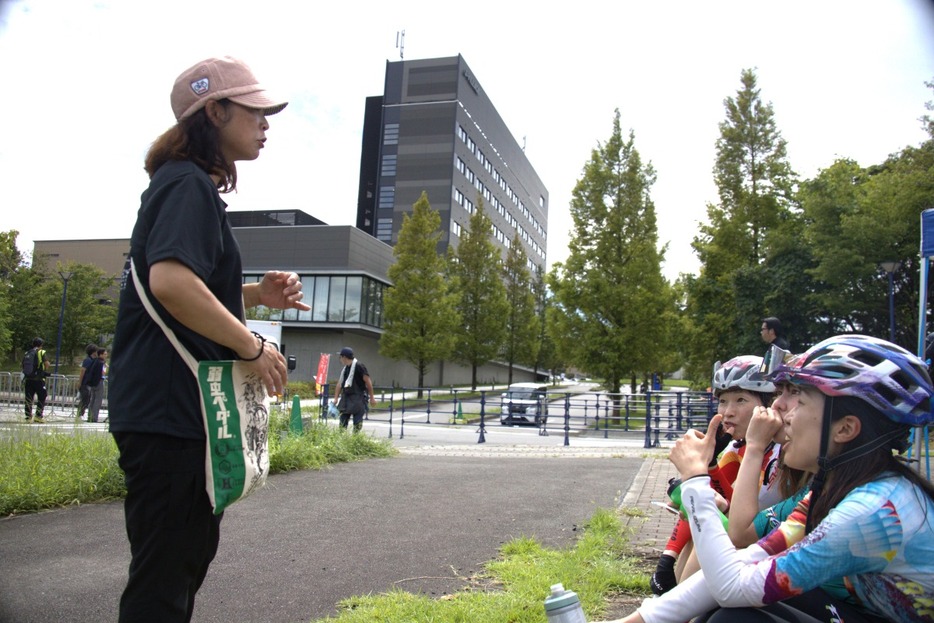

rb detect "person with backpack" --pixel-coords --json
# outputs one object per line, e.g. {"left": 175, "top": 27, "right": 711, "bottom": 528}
{"left": 22, "top": 337, "right": 50, "bottom": 423}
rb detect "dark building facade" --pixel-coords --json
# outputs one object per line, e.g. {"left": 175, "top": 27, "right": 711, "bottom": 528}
{"left": 357, "top": 55, "right": 548, "bottom": 273}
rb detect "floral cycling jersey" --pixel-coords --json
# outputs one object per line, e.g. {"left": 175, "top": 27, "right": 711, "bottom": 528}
{"left": 754, "top": 475, "right": 934, "bottom": 620}
{"left": 637, "top": 474, "right": 934, "bottom": 623}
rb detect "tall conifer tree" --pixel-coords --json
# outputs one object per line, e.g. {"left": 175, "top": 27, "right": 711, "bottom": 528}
{"left": 379, "top": 192, "right": 458, "bottom": 392}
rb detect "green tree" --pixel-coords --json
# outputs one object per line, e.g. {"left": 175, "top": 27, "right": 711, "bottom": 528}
{"left": 548, "top": 110, "right": 669, "bottom": 395}
{"left": 501, "top": 232, "right": 539, "bottom": 384}
{"left": 379, "top": 192, "right": 458, "bottom": 393}
{"left": 448, "top": 200, "right": 508, "bottom": 389}
{"left": 0, "top": 230, "right": 25, "bottom": 358}
{"left": 532, "top": 264, "right": 559, "bottom": 380}
{"left": 684, "top": 69, "right": 796, "bottom": 382}
{"left": 9, "top": 258, "right": 117, "bottom": 369}
{"left": 800, "top": 142, "right": 934, "bottom": 348}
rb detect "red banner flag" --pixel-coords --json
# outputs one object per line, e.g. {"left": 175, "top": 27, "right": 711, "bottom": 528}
{"left": 315, "top": 353, "right": 331, "bottom": 396}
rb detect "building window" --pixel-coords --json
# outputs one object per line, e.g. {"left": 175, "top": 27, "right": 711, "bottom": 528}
{"left": 344, "top": 276, "right": 362, "bottom": 322}
{"left": 381, "top": 154, "right": 397, "bottom": 177}
{"left": 378, "top": 186, "right": 395, "bottom": 210}
{"left": 243, "top": 274, "right": 388, "bottom": 329}
{"left": 383, "top": 123, "right": 399, "bottom": 145}
{"left": 377, "top": 217, "right": 393, "bottom": 243}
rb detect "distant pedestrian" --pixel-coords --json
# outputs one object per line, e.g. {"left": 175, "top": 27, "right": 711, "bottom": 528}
{"left": 335, "top": 347, "right": 376, "bottom": 433}
{"left": 22, "top": 337, "right": 50, "bottom": 423}
{"left": 760, "top": 316, "right": 790, "bottom": 351}
{"left": 85, "top": 348, "right": 107, "bottom": 423}
{"left": 76, "top": 343, "right": 98, "bottom": 420}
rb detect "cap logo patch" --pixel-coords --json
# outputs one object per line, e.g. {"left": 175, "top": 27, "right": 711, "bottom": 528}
{"left": 190, "top": 78, "right": 210, "bottom": 95}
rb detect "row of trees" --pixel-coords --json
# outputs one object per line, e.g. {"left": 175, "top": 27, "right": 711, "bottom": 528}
{"left": 378, "top": 70, "right": 934, "bottom": 391}
{"left": 379, "top": 192, "right": 558, "bottom": 392}
{"left": 0, "top": 232, "right": 118, "bottom": 369}
{"left": 549, "top": 70, "right": 934, "bottom": 388}
{"left": 681, "top": 72, "right": 934, "bottom": 384}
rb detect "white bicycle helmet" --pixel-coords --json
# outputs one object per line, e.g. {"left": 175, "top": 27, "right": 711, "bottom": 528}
{"left": 712, "top": 355, "right": 776, "bottom": 396}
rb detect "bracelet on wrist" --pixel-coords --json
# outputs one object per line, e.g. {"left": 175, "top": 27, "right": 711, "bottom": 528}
{"left": 238, "top": 331, "right": 266, "bottom": 361}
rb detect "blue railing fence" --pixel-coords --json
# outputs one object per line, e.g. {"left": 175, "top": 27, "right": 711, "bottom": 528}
{"left": 318, "top": 384, "right": 717, "bottom": 448}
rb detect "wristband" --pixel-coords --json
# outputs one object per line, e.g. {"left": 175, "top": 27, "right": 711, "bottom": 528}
{"left": 238, "top": 331, "right": 266, "bottom": 361}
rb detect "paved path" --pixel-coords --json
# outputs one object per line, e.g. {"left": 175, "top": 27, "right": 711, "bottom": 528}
{"left": 0, "top": 413, "right": 681, "bottom": 622}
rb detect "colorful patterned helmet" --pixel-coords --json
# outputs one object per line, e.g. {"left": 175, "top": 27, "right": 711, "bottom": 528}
{"left": 712, "top": 355, "right": 775, "bottom": 395}
{"left": 770, "top": 335, "right": 934, "bottom": 426}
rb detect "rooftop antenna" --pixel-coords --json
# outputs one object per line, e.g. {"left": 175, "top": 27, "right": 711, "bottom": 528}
{"left": 522, "top": 136, "right": 526, "bottom": 152}
{"left": 396, "top": 29, "right": 405, "bottom": 60}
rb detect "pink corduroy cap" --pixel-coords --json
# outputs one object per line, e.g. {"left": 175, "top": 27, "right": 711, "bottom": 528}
{"left": 170, "top": 56, "right": 288, "bottom": 121}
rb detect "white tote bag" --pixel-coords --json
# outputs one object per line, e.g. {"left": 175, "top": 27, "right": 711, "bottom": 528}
{"left": 131, "top": 259, "right": 270, "bottom": 514}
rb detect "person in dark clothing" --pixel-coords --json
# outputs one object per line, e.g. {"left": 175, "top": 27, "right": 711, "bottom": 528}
{"left": 760, "top": 316, "right": 790, "bottom": 351}
{"left": 76, "top": 343, "right": 98, "bottom": 420}
{"left": 335, "top": 347, "right": 376, "bottom": 432}
{"left": 107, "top": 56, "right": 308, "bottom": 623}
{"left": 85, "top": 348, "right": 107, "bottom": 423}
{"left": 23, "top": 337, "right": 50, "bottom": 423}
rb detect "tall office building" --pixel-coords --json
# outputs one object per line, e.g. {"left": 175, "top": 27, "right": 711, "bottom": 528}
{"left": 357, "top": 55, "right": 548, "bottom": 272}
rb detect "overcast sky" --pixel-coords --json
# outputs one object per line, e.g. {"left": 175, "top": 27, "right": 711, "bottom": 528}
{"left": 1, "top": 0, "right": 932, "bottom": 280}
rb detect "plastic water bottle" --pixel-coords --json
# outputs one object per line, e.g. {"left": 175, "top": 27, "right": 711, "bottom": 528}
{"left": 544, "top": 583, "right": 587, "bottom": 623}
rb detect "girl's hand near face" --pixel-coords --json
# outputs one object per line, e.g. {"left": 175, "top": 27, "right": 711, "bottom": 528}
{"left": 746, "top": 405, "right": 785, "bottom": 450}
{"left": 671, "top": 415, "right": 722, "bottom": 478}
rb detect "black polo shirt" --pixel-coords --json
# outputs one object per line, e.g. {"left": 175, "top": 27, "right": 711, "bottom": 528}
{"left": 109, "top": 161, "right": 244, "bottom": 439}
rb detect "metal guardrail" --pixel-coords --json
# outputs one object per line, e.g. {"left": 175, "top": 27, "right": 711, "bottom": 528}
{"left": 317, "top": 385, "right": 717, "bottom": 448}
{"left": 0, "top": 372, "right": 108, "bottom": 418}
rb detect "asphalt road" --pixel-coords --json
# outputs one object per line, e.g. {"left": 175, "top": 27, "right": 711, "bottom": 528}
{"left": 0, "top": 450, "right": 644, "bottom": 623}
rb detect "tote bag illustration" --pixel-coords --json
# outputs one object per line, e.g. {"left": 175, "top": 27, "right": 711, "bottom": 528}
{"left": 131, "top": 259, "right": 270, "bottom": 514}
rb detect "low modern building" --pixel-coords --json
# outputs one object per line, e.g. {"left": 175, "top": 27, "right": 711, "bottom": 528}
{"left": 33, "top": 212, "right": 542, "bottom": 387}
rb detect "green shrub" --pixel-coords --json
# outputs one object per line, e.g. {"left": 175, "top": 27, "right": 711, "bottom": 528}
{"left": 0, "top": 408, "right": 395, "bottom": 516}
{"left": 0, "top": 429, "right": 126, "bottom": 515}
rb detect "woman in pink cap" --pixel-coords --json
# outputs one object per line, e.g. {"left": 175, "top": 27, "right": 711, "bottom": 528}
{"left": 108, "top": 57, "right": 309, "bottom": 623}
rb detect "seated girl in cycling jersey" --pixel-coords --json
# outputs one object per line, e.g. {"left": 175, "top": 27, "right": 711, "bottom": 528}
{"left": 601, "top": 335, "right": 934, "bottom": 623}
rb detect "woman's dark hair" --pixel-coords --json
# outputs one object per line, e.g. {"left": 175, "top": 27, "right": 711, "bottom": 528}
{"left": 777, "top": 449, "right": 812, "bottom": 499}
{"left": 144, "top": 100, "right": 236, "bottom": 192}
{"left": 806, "top": 395, "right": 934, "bottom": 532}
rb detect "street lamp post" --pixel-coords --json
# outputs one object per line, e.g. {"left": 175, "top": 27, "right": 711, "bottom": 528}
{"left": 880, "top": 261, "right": 901, "bottom": 343}
{"left": 54, "top": 271, "right": 73, "bottom": 376}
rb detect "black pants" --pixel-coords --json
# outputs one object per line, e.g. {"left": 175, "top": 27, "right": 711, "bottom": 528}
{"left": 114, "top": 432, "right": 222, "bottom": 623}
{"left": 23, "top": 378, "right": 47, "bottom": 418}
{"left": 339, "top": 410, "right": 364, "bottom": 432}
{"left": 76, "top": 385, "right": 90, "bottom": 417}
{"left": 695, "top": 588, "right": 888, "bottom": 623}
